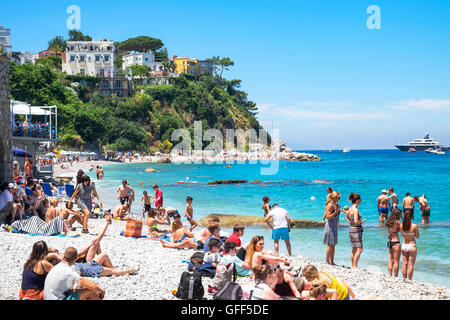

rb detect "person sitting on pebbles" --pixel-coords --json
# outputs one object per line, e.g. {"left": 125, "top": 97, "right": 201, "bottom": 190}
{"left": 112, "top": 203, "right": 138, "bottom": 222}
{"left": 74, "top": 213, "right": 140, "bottom": 278}
{"left": 160, "top": 212, "right": 203, "bottom": 249}
{"left": 146, "top": 209, "right": 167, "bottom": 237}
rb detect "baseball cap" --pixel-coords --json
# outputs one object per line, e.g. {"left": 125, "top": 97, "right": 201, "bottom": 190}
{"left": 381, "top": 189, "right": 387, "bottom": 194}
{"left": 7, "top": 183, "right": 15, "bottom": 189}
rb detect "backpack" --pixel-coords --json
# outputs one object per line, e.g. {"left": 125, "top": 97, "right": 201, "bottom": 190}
{"left": 175, "top": 272, "right": 204, "bottom": 300}
{"left": 213, "top": 281, "right": 243, "bottom": 300}
{"left": 195, "top": 262, "right": 216, "bottom": 278}
{"left": 210, "top": 262, "right": 237, "bottom": 290}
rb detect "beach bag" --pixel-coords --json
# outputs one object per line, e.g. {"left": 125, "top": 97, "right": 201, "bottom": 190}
{"left": 188, "top": 251, "right": 205, "bottom": 271}
{"left": 210, "top": 263, "right": 237, "bottom": 291}
{"left": 213, "top": 281, "right": 243, "bottom": 301}
{"left": 124, "top": 220, "right": 143, "bottom": 238}
{"left": 175, "top": 272, "right": 204, "bottom": 300}
{"left": 195, "top": 262, "right": 216, "bottom": 278}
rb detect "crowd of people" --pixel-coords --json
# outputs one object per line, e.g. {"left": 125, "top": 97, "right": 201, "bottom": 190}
{"left": 0, "top": 160, "right": 431, "bottom": 300}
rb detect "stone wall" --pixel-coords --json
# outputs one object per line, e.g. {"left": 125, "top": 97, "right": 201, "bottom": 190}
{"left": 0, "top": 55, "right": 12, "bottom": 183}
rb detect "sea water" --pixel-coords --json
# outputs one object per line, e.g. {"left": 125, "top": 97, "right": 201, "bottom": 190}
{"left": 89, "top": 150, "right": 450, "bottom": 288}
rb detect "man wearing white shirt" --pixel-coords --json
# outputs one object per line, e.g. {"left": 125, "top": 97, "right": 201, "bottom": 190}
{"left": 0, "top": 183, "right": 19, "bottom": 225}
{"left": 265, "top": 204, "right": 292, "bottom": 256}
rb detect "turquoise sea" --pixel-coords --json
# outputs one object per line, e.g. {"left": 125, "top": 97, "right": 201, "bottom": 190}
{"left": 88, "top": 150, "right": 450, "bottom": 288}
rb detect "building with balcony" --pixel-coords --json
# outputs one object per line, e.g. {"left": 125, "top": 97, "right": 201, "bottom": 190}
{"left": 170, "top": 56, "right": 215, "bottom": 76}
{"left": 63, "top": 40, "right": 116, "bottom": 77}
{"left": 11, "top": 51, "right": 36, "bottom": 65}
{"left": 122, "top": 51, "right": 163, "bottom": 72}
{"left": 0, "top": 25, "right": 12, "bottom": 57}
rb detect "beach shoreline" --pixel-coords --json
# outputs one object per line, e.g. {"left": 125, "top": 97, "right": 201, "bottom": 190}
{"left": 0, "top": 159, "right": 445, "bottom": 300}
{"left": 0, "top": 217, "right": 448, "bottom": 300}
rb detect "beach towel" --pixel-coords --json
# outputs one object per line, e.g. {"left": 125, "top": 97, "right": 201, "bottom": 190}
{"left": 11, "top": 216, "right": 65, "bottom": 236}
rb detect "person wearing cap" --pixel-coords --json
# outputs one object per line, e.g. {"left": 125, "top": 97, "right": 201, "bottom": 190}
{"left": 0, "top": 183, "right": 20, "bottom": 225}
{"left": 377, "top": 190, "right": 390, "bottom": 224}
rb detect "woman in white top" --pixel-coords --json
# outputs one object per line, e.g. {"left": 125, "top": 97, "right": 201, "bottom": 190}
{"left": 250, "top": 264, "right": 279, "bottom": 300}
{"left": 400, "top": 209, "right": 419, "bottom": 280}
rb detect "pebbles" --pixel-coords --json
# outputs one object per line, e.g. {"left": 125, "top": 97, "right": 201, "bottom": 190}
{"left": 0, "top": 219, "right": 448, "bottom": 300}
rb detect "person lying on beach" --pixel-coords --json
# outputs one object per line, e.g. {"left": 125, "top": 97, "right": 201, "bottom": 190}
{"left": 250, "top": 264, "right": 280, "bottom": 300}
{"left": 140, "top": 191, "right": 153, "bottom": 219}
{"left": 146, "top": 209, "right": 167, "bottom": 237}
{"left": 244, "top": 236, "right": 291, "bottom": 270}
{"left": 185, "top": 196, "right": 198, "bottom": 232}
{"left": 305, "top": 280, "right": 338, "bottom": 300}
{"left": 301, "top": 264, "right": 355, "bottom": 300}
{"left": 20, "top": 240, "right": 55, "bottom": 300}
{"left": 74, "top": 214, "right": 140, "bottom": 278}
{"left": 44, "top": 247, "right": 105, "bottom": 300}
{"left": 160, "top": 212, "right": 203, "bottom": 249}
{"left": 273, "top": 264, "right": 304, "bottom": 299}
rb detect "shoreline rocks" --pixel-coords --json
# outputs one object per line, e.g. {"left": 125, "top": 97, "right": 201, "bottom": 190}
{"left": 200, "top": 214, "right": 325, "bottom": 228}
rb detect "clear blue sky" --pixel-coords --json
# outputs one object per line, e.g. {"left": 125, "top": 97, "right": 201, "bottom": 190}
{"left": 2, "top": 0, "right": 449, "bottom": 149}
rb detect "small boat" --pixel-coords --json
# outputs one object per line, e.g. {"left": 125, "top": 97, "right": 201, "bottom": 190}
{"left": 408, "top": 147, "right": 416, "bottom": 153}
{"left": 426, "top": 147, "right": 445, "bottom": 155}
{"left": 343, "top": 148, "right": 350, "bottom": 153}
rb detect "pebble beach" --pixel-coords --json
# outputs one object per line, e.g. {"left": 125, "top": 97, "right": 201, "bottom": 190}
{"left": 1, "top": 159, "right": 448, "bottom": 300}
{"left": 0, "top": 216, "right": 448, "bottom": 300}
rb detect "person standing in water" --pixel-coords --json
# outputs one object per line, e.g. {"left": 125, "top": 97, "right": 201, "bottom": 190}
{"left": 377, "top": 190, "right": 390, "bottom": 224}
{"left": 385, "top": 209, "right": 402, "bottom": 278}
{"left": 387, "top": 187, "right": 399, "bottom": 210}
{"left": 262, "top": 196, "right": 273, "bottom": 229}
{"left": 400, "top": 209, "right": 419, "bottom": 280}
{"left": 116, "top": 180, "right": 134, "bottom": 214}
{"left": 140, "top": 191, "right": 153, "bottom": 219}
{"left": 416, "top": 194, "right": 430, "bottom": 225}
{"left": 402, "top": 192, "right": 415, "bottom": 214}
{"left": 345, "top": 193, "right": 366, "bottom": 269}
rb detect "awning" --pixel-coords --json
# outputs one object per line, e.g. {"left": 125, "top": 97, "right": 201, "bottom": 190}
{"left": 11, "top": 104, "right": 56, "bottom": 115}
{"left": 13, "top": 148, "right": 33, "bottom": 158}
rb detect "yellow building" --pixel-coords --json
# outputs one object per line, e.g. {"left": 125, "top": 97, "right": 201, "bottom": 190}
{"left": 172, "top": 56, "right": 198, "bottom": 74}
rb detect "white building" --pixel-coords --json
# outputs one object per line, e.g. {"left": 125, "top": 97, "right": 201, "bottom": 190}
{"left": 122, "top": 51, "right": 163, "bottom": 72}
{"left": 0, "top": 25, "right": 12, "bottom": 57}
{"left": 63, "top": 40, "right": 116, "bottom": 77}
{"left": 11, "top": 51, "right": 36, "bottom": 65}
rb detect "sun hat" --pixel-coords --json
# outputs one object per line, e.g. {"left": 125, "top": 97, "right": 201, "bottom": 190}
{"left": 7, "top": 183, "right": 15, "bottom": 189}
{"left": 381, "top": 189, "right": 387, "bottom": 194}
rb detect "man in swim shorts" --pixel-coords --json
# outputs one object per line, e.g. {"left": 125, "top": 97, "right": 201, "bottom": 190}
{"left": 116, "top": 180, "right": 134, "bottom": 214}
{"left": 377, "top": 190, "right": 390, "bottom": 224}
{"left": 387, "top": 187, "right": 399, "bottom": 210}
{"left": 160, "top": 206, "right": 179, "bottom": 225}
{"left": 417, "top": 194, "right": 430, "bottom": 224}
{"left": 402, "top": 192, "right": 415, "bottom": 216}
{"left": 185, "top": 196, "right": 198, "bottom": 232}
{"left": 140, "top": 191, "right": 153, "bottom": 218}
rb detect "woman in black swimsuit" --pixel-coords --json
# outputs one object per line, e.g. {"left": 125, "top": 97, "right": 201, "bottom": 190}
{"left": 385, "top": 208, "right": 402, "bottom": 277}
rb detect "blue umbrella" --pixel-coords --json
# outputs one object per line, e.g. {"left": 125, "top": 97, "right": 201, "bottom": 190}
{"left": 12, "top": 148, "right": 33, "bottom": 158}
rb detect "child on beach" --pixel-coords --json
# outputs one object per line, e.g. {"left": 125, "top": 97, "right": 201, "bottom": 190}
{"left": 140, "top": 191, "right": 153, "bottom": 219}
{"left": 185, "top": 196, "right": 198, "bottom": 232}
{"left": 203, "top": 238, "right": 222, "bottom": 268}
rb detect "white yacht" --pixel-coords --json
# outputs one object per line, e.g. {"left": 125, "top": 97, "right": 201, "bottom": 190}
{"left": 395, "top": 133, "right": 448, "bottom": 151}
{"left": 425, "top": 147, "right": 445, "bottom": 155}
{"left": 343, "top": 148, "right": 350, "bottom": 153}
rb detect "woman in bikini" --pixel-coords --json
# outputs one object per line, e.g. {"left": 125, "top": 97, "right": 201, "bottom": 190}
{"left": 146, "top": 209, "right": 166, "bottom": 237}
{"left": 160, "top": 213, "right": 201, "bottom": 249}
{"left": 244, "top": 236, "right": 290, "bottom": 269}
{"left": 400, "top": 209, "right": 419, "bottom": 280}
{"left": 385, "top": 209, "right": 402, "bottom": 277}
{"left": 345, "top": 193, "right": 366, "bottom": 269}
{"left": 262, "top": 196, "right": 273, "bottom": 228}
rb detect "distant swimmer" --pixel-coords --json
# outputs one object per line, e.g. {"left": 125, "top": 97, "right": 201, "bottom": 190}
{"left": 377, "top": 190, "right": 390, "bottom": 224}
{"left": 416, "top": 194, "right": 430, "bottom": 225}
{"left": 387, "top": 187, "right": 399, "bottom": 210}
{"left": 402, "top": 192, "right": 415, "bottom": 216}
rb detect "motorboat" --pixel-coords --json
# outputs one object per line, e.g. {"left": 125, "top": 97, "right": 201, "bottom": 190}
{"left": 408, "top": 147, "right": 416, "bottom": 153}
{"left": 426, "top": 147, "right": 445, "bottom": 155}
{"left": 343, "top": 148, "right": 350, "bottom": 153}
{"left": 396, "top": 133, "right": 448, "bottom": 151}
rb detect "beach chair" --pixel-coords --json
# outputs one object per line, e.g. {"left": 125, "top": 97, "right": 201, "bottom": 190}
{"left": 42, "top": 182, "right": 55, "bottom": 197}
{"left": 65, "top": 184, "right": 75, "bottom": 198}
{"left": 57, "top": 187, "right": 66, "bottom": 201}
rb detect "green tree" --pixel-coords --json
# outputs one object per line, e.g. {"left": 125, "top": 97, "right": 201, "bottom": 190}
{"left": 128, "top": 65, "right": 151, "bottom": 77}
{"left": 68, "top": 30, "right": 92, "bottom": 41}
{"left": 207, "top": 56, "right": 234, "bottom": 79}
{"left": 48, "top": 36, "right": 67, "bottom": 52}
{"left": 35, "top": 56, "right": 63, "bottom": 71}
{"left": 118, "top": 36, "right": 164, "bottom": 53}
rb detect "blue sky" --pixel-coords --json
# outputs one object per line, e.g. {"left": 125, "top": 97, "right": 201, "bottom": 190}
{"left": 2, "top": 0, "right": 449, "bottom": 149}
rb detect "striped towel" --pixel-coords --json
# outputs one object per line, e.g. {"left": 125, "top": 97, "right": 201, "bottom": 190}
{"left": 11, "top": 216, "right": 64, "bottom": 236}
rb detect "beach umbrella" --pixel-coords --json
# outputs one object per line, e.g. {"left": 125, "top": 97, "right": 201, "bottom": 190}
{"left": 12, "top": 148, "right": 33, "bottom": 158}
{"left": 134, "top": 153, "right": 141, "bottom": 157}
